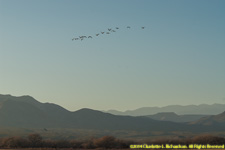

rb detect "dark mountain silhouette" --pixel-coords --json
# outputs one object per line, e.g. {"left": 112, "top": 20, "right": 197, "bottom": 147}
{"left": 0, "top": 94, "right": 74, "bottom": 128}
{"left": 106, "top": 104, "right": 225, "bottom": 116}
{"left": 0, "top": 94, "right": 224, "bottom": 132}
{"left": 70, "top": 108, "right": 193, "bottom": 131}
{"left": 189, "top": 111, "right": 225, "bottom": 130}
{"left": 145, "top": 112, "right": 208, "bottom": 122}
{"left": 0, "top": 94, "right": 190, "bottom": 131}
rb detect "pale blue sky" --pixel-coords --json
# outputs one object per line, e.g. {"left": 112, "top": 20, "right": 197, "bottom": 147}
{"left": 0, "top": 0, "right": 225, "bottom": 111}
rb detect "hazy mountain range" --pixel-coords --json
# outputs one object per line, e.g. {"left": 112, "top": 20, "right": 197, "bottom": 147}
{"left": 190, "top": 111, "right": 225, "bottom": 127}
{"left": 106, "top": 104, "right": 225, "bottom": 116}
{"left": 145, "top": 112, "right": 208, "bottom": 122}
{"left": 0, "top": 94, "right": 225, "bottom": 132}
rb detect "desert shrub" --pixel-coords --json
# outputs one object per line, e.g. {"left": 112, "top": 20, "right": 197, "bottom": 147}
{"left": 115, "top": 139, "right": 135, "bottom": 149}
{"left": 93, "top": 136, "right": 117, "bottom": 149}
{"left": 82, "top": 139, "right": 96, "bottom": 149}
{"left": 1, "top": 133, "right": 225, "bottom": 149}
{"left": 191, "top": 135, "right": 225, "bottom": 144}
{"left": 0, "top": 136, "right": 29, "bottom": 148}
{"left": 42, "top": 139, "right": 56, "bottom": 148}
{"left": 150, "top": 137, "right": 171, "bottom": 145}
{"left": 0, "top": 138, "right": 4, "bottom": 148}
{"left": 70, "top": 139, "right": 83, "bottom": 148}
{"left": 145, "top": 135, "right": 225, "bottom": 146}
{"left": 28, "top": 133, "right": 43, "bottom": 147}
{"left": 54, "top": 139, "right": 71, "bottom": 148}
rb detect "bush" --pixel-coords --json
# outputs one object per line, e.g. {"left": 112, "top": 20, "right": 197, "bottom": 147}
{"left": 70, "top": 139, "right": 83, "bottom": 149}
{"left": 191, "top": 135, "right": 225, "bottom": 145}
{"left": 0, "top": 133, "right": 225, "bottom": 149}
{"left": 0, "top": 136, "right": 29, "bottom": 148}
{"left": 28, "top": 133, "right": 43, "bottom": 147}
{"left": 93, "top": 136, "right": 116, "bottom": 148}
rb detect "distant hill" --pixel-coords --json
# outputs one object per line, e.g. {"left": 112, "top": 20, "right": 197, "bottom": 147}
{"left": 0, "top": 94, "right": 190, "bottom": 131}
{"left": 145, "top": 112, "right": 208, "bottom": 122}
{"left": 70, "top": 108, "right": 194, "bottom": 131}
{"left": 106, "top": 104, "right": 225, "bottom": 116}
{"left": 0, "top": 94, "right": 74, "bottom": 127}
{"left": 189, "top": 111, "right": 225, "bottom": 130}
{"left": 0, "top": 94, "right": 224, "bottom": 132}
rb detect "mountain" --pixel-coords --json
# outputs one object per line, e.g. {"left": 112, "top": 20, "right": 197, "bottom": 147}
{"left": 0, "top": 94, "right": 224, "bottom": 132}
{"left": 0, "top": 94, "right": 75, "bottom": 127}
{"left": 0, "top": 94, "right": 190, "bottom": 131}
{"left": 145, "top": 112, "right": 208, "bottom": 122}
{"left": 106, "top": 104, "right": 225, "bottom": 116}
{"left": 70, "top": 108, "right": 196, "bottom": 131}
{"left": 189, "top": 111, "right": 225, "bottom": 129}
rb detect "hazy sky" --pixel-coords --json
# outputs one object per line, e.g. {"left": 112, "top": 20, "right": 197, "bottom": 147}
{"left": 0, "top": 0, "right": 225, "bottom": 111}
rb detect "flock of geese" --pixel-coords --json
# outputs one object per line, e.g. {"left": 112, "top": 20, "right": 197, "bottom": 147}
{"left": 72, "top": 26, "right": 145, "bottom": 41}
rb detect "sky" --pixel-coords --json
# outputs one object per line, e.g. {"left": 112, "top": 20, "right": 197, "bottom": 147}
{"left": 0, "top": 0, "right": 225, "bottom": 111}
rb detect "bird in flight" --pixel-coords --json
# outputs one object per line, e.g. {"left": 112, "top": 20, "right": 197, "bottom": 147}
{"left": 72, "top": 26, "right": 146, "bottom": 42}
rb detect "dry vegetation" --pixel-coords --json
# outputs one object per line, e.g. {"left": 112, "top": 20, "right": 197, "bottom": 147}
{"left": 0, "top": 134, "right": 225, "bottom": 149}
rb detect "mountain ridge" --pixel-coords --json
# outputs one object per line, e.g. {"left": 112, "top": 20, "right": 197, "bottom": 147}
{"left": 0, "top": 94, "right": 224, "bottom": 132}
{"left": 145, "top": 112, "right": 208, "bottom": 122}
{"left": 0, "top": 94, "right": 189, "bottom": 131}
{"left": 106, "top": 103, "right": 225, "bottom": 116}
